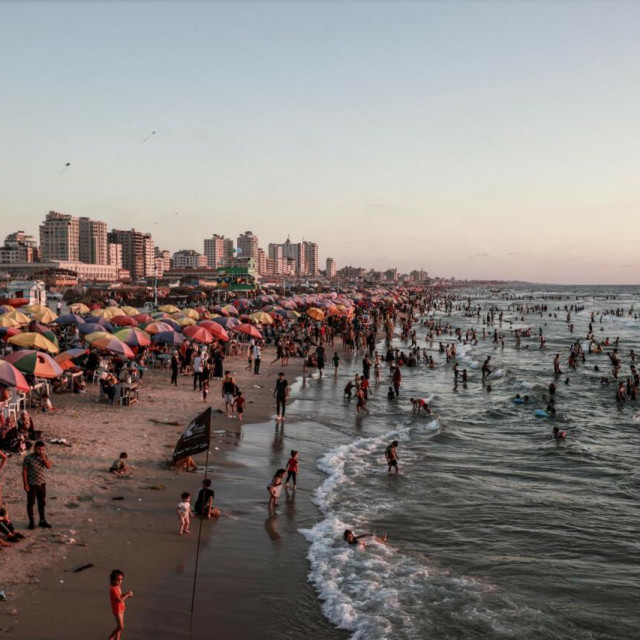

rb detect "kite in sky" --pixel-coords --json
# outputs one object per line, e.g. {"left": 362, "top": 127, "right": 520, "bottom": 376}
{"left": 143, "top": 131, "right": 157, "bottom": 143}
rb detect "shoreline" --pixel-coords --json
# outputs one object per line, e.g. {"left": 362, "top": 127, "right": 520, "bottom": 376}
{"left": 0, "top": 349, "right": 332, "bottom": 638}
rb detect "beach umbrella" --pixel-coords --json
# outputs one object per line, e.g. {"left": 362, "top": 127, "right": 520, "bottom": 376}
{"left": 174, "top": 317, "right": 196, "bottom": 327}
{"left": 90, "top": 336, "right": 135, "bottom": 358}
{"left": 197, "top": 321, "right": 229, "bottom": 341}
{"left": 232, "top": 324, "right": 263, "bottom": 340}
{"left": 0, "top": 359, "right": 30, "bottom": 392}
{"left": 84, "top": 330, "right": 113, "bottom": 343}
{"left": 145, "top": 321, "right": 175, "bottom": 335}
{"left": 212, "top": 305, "right": 229, "bottom": 317}
{"left": 8, "top": 332, "right": 59, "bottom": 354}
{"left": 54, "top": 313, "right": 85, "bottom": 326}
{"left": 222, "top": 304, "right": 238, "bottom": 316}
{"left": 0, "top": 327, "right": 22, "bottom": 339}
{"left": 212, "top": 317, "right": 240, "bottom": 329}
{"left": 79, "top": 322, "right": 113, "bottom": 336}
{"left": 25, "top": 304, "right": 49, "bottom": 314}
{"left": 120, "top": 306, "right": 139, "bottom": 316}
{"left": 233, "top": 299, "right": 251, "bottom": 311}
{"left": 0, "top": 305, "right": 14, "bottom": 315}
{"left": 92, "top": 307, "right": 125, "bottom": 319}
{"left": 35, "top": 328, "right": 60, "bottom": 349}
{"left": 182, "top": 309, "right": 200, "bottom": 320}
{"left": 158, "top": 318, "right": 181, "bottom": 331}
{"left": 32, "top": 308, "right": 59, "bottom": 324}
{"left": 249, "top": 311, "right": 273, "bottom": 325}
{"left": 152, "top": 330, "right": 184, "bottom": 345}
{"left": 3, "top": 350, "right": 63, "bottom": 379}
{"left": 113, "top": 327, "right": 151, "bottom": 347}
{"left": 152, "top": 311, "right": 170, "bottom": 319}
{"left": 0, "top": 316, "right": 21, "bottom": 328}
{"left": 54, "top": 348, "right": 89, "bottom": 371}
{"left": 183, "top": 326, "right": 214, "bottom": 343}
{"left": 69, "top": 303, "right": 91, "bottom": 314}
{"left": 4, "top": 310, "right": 30, "bottom": 325}
{"left": 307, "top": 308, "right": 325, "bottom": 321}
{"left": 133, "top": 313, "right": 154, "bottom": 324}
{"left": 194, "top": 307, "right": 207, "bottom": 314}
{"left": 158, "top": 304, "right": 180, "bottom": 313}
{"left": 111, "top": 315, "right": 138, "bottom": 327}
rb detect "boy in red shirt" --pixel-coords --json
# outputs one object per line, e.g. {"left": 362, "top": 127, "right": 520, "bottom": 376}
{"left": 285, "top": 450, "right": 299, "bottom": 489}
{"left": 233, "top": 391, "right": 246, "bottom": 421}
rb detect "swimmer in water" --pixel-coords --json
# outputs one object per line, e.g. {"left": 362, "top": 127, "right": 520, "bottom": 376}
{"left": 552, "top": 426, "right": 566, "bottom": 440}
{"left": 343, "top": 529, "right": 388, "bottom": 548}
{"left": 410, "top": 398, "right": 432, "bottom": 414}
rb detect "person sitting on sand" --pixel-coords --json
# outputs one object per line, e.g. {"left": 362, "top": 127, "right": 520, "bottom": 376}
{"left": 172, "top": 456, "right": 197, "bottom": 472}
{"left": 343, "top": 529, "right": 387, "bottom": 548}
{"left": 110, "top": 452, "right": 129, "bottom": 475}
{"left": 194, "top": 479, "right": 220, "bottom": 518}
{"left": 40, "top": 393, "right": 55, "bottom": 413}
{"left": 0, "top": 506, "right": 26, "bottom": 543}
{"left": 17, "top": 411, "right": 37, "bottom": 440}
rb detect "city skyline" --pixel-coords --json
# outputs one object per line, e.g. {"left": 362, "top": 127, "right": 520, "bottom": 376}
{"left": 2, "top": 3, "right": 640, "bottom": 284}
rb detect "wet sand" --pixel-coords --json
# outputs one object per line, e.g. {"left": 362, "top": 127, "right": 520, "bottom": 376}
{"left": 0, "top": 348, "right": 341, "bottom": 639}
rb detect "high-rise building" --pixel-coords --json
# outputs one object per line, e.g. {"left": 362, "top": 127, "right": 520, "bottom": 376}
{"left": 0, "top": 231, "right": 39, "bottom": 263}
{"left": 237, "top": 231, "right": 259, "bottom": 263}
{"left": 171, "top": 249, "right": 207, "bottom": 269}
{"left": 40, "top": 211, "right": 80, "bottom": 262}
{"left": 281, "top": 238, "right": 305, "bottom": 275}
{"left": 303, "top": 241, "right": 319, "bottom": 276}
{"left": 326, "top": 257, "right": 336, "bottom": 278}
{"left": 257, "top": 248, "right": 268, "bottom": 275}
{"left": 154, "top": 247, "right": 171, "bottom": 275}
{"left": 79, "top": 217, "right": 108, "bottom": 264}
{"left": 204, "top": 234, "right": 234, "bottom": 268}
{"left": 410, "top": 269, "right": 429, "bottom": 283}
{"left": 108, "top": 229, "right": 154, "bottom": 280}
{"left": 107, "top": 242, "right": 123, "bottom": 269}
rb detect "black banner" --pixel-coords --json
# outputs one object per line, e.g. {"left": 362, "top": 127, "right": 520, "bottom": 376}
{"left": 173, "top": 407, "right": 212, "bottom": 462}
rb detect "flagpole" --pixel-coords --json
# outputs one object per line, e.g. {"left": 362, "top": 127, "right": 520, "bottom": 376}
{"left": 189, "top": 438, "right": 210, "bottom": 617}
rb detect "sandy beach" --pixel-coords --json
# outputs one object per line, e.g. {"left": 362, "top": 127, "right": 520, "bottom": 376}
{"left": 0, "top": 345, "right": 333, "bottom": 639}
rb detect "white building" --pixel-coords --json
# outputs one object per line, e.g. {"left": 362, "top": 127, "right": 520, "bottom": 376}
{"left": 237, "top": 231, "right": 259, "bottom": 263}
{"left": 204, "top": 234, "right": 234, "bottom": 268}
{"left": 326, "top": 257, "right": 336, "bottom": 278}
{"left": 172, "top": 249, "right": 207, "bottom": 269}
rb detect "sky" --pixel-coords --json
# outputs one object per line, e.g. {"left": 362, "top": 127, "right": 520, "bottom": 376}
{"left": 2, "top": 1, "right": 640, "bottom": 284}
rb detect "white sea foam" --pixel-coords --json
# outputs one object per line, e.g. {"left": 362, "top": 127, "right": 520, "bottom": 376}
{"left": 456, "top": 343, "right": 479, "bottom": 369}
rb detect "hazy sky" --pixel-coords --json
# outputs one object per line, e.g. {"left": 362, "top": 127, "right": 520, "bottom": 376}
{"left": 2, "top": 2, "right": 640, "bottom": 284}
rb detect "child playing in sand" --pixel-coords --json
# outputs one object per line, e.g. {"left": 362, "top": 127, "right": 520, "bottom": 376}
{"left": 40, "top": 393, "right": 54, "bottom": 413}
{"left": 233, "top": 391, "right": 246, "bottom": 421}
{"left": 177, "top": 492, "right": 192, "bottom": 534}
{"left": 109, "top": 569, "right": 133, "bottom": 640}
{"left": 110, "top": 452, "right": 129, "bottom": 475}
{"left": 285, "top": 450, "right": 299, "bottom": 489}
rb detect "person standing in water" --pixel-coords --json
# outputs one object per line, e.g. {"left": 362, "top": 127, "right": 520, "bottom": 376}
{"left": 385, "top": 440, "right": 399, "bottom": 473}
{"left": 481, "top": 356, "right": 491, "bottom": 380}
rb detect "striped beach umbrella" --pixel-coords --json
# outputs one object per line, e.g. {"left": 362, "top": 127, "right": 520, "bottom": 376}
{"left": 8, "top": 332, "right": 59, "bottom": 354}
{"left": 0, "top": 359, "right": 30, "bottom": 391}
{"left": 3, "top": 310, "right": 30, "bottom": 325}
{"left": 120, "top": 306, "right": 139, "bottom": 316}
{"left": 145, "top": 321, "right": 175, "bottom": 335}
{"left": 54, "top": 348, "right": 89, "bottom": 371}
{"left": 133, "top": 313, "right": 154, "bottom": 324}
{"left": 212, "top": 317, "right": 240, "bottom": 329}
{"left": 84, "top": 330, "right": 113, "bottom": 343}
{"left": 3, "top": 350, "right": 64, "bottom": 378}
{"left": 90, "top": 336, "right": 135, "bottom": 358}
{"left": 79, "top": 322, "right": 113, "bottom": 336}
{"left": 197, "top": 321, "right": 229, "bottom": 341}
{"left": 183, "top": 326, "right": 214, "bottom": 343}
{"left": 249, "top": 311, "right": 273, "bottom": 325}
{"left": 113, "top": 327, "right": 151, "bottom": 347}
{"left": 0, "top": 316, "right": 21, "bottom": 328}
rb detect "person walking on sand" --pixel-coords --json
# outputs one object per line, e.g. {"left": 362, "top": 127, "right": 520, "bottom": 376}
{"left": 222, "top": 371, "right": 238, "bottom": 417}
{"left": 273, "top": 372, "right": 289, "bottom": 421}
{"left": 109, "top": 569, "right": 133, "bottom": 640}
{"left": 170, "top": 351, "right": 179, "bottom": 386}
{"left": 332, "top": 352, "right": 341, "bottom": 377}
{"left": 253, "top": 342, "right": 261, "bottom": 375}
{"left": 23, "top": 440, "right": 51, "bottom": 530}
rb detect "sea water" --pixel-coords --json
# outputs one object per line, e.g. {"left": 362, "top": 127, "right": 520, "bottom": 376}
{"left": 293, "top": 285, "right": 640, "bottom": 640}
